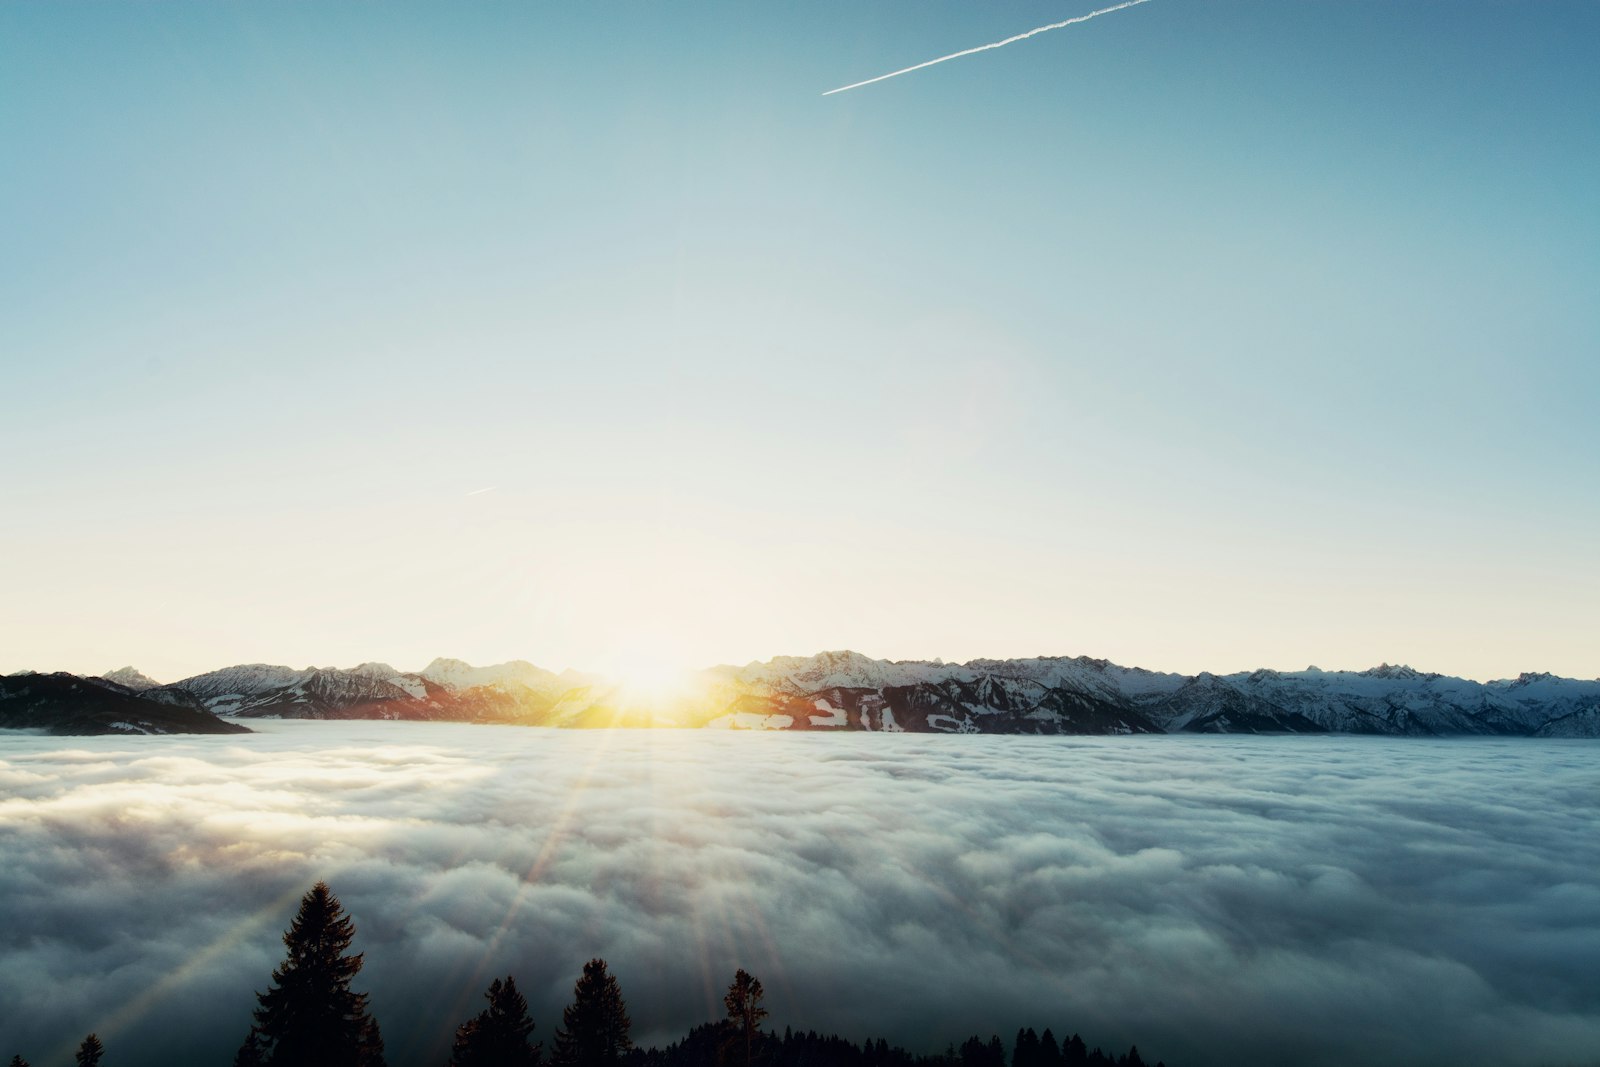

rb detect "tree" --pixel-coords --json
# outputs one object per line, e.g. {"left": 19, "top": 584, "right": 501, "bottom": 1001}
{"left": 74, "top": 1035, "right": 103, "bottom": 1067}
{"left": 233, "top": 1030, "right": 264, "bottom": 1067}
{"left": 720, "top": 969, "right": 768, "bottom": 1067}
{"left": 1013, "top": 1029, "right": 1040, "bottom": 1067}
{"left": 450, "top": 975, "right": 542, "bottom": 1067}
{"left": 552, "top": 958, "right": 632, "bottom": 1067}
{"left": 10, "top": 1056, "right": 31, "bottom": 1067}
{"left": 247, "top": 881, "right": 385, "bottom": 1067}
{"left": 1039, "top": 1030, "right": 1061, "bottom": 1067}
{"left": 960, "top": 1035, "right": 1006, "bottom": 1067}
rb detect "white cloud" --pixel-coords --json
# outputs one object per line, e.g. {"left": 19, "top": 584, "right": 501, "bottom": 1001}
{"left": 0, "top": 725, "right": 1596, "bottom": 1067}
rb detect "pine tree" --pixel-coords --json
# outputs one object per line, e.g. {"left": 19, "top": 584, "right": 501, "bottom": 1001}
{"left": 9, "top": 1056, "right": 31, "bottom": 1067}
{"left": 233, "top": 1030, "right": 264, "bottom": 1067}
{"left": 720, "top": 969, "right": 768, "bottom": 1067}
{"left": 552, "top": 959, "right": 632, "bottom": 1067}
{"left": 74, "top": 1035, "right": 103, "bottom": 1067}
{"left": 249, "top": 881, "right": 386, "bottom": 1067}
{"left": 450, "top": 976, "right": 542, "bottom": 1067}
{"left": 1013, "top": 1029, "right": 1041, "bottom": 1067}
{"left": 1039, "top": 1030, "right": 1060, "bottom": 1067}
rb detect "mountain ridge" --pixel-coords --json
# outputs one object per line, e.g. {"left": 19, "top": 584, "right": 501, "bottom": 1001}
{"left": 11, "top": 651, "right": 1594, "bottom": 737}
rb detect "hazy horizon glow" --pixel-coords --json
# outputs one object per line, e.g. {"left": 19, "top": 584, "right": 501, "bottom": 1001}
{"left": 2, "top": 2, "right": 1596, "bottom": 682}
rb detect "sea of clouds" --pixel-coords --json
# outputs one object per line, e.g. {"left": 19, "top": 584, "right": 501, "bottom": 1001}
{"left": 0, "top": 724, "right": 1596, "bottom": 1067}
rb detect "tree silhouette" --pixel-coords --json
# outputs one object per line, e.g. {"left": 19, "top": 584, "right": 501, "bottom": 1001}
{"left": 1013, "top": 1029, "right": 1040, "bottom": 1067}
{"left": 74, "top": 1035, "right": 103, "bottom": 1067}
{"left": 959, "top": 1035, "right": 1007, "bottom": 1067}
{"left": 233, "top": 1030, "right": 264, "bottom": 1067}
{"left": 552, "top": 958, "right": 632, "bottom": 1067}
{"left": 450, "top": 975, "right": 542, "bottom": 1067}
{"left": 720, "top": 969, "right": 769, "bottom": 1067}
{"left": 9, "top": 1056, "right": 31, "bottom": 1067}
{"left": 246, "top": 882, "right": 386, "bottom": 1067}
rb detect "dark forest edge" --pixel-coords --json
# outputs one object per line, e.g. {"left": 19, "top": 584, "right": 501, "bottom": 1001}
{"left": 6, "top": 883, "right": 1169, "bottom": 1067}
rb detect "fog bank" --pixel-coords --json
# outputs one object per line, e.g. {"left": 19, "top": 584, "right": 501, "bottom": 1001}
{"left": 1, "top": 725, "right": 1596, "bottom": 1067}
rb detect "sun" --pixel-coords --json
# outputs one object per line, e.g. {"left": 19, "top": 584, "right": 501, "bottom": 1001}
{"left": 603, "top": 645, "right": 701, "bottom": 709}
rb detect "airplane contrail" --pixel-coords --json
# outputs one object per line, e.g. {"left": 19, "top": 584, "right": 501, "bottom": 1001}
{"left": 823, "top": 0, "right": 1155, "bottom": 96}
{"left": 465, "top": 486, "right": 497, "bottom": 497}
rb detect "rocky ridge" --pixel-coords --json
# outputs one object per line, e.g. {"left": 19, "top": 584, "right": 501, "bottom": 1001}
{"left": 13, "top": 651, "right": 1592, "bottom": 737}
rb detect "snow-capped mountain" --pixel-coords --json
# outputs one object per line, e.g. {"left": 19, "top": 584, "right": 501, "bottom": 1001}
{"left": 0, "top": 673, "right": 249, "bottom": 735}
{"left": 419, "top": 657, "right": 573, "bottom": 694}
{"left": 13, "top": 652, "right": 1599, "bottom": 736}
{"left": 693, "top": 652, "right": 1599, "bottom": 736}
{"left": 99, "top": 666, "right": 161, "bottom": 691}
{"left": 152, "top": 663, "right": 449, "bottom": 720}
{"left": 150, "top": 659, "right": 571, "bottom": 723}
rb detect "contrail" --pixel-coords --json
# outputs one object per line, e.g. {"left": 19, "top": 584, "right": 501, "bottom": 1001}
{"left": 823, "top": 0, "right": 1155, "bottom": 96}
{"left": 465, "top": 486, "right": 497, "bottom": 497}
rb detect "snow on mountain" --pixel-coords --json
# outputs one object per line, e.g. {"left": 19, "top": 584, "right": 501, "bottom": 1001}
{"left": 99, "top": 666, "right": 160, "bottom": 691}
{"left": 1534, "top": 705, "right": 1600, "bottom": 738}
{"left": 1150, "top": 672, "right": 1320, "bottom": 734}
{"left": 1485, "top": 672, "right": 1600, "bottom": 732}
{"left": 145, "top": 659, "right": 571, "bottom": 723}
{"left": 420, "top": 657, "right": 565, "bottom": 694}
{"left": 348, "top": 662, "right": 428, "bottom": 699}
{"left": 164, "top": 664, "right": 314, "bottom": 712}
{"left": 24, "top": 651, "right": 1599, "bottom": 736}
{"left": 1202, "top": 664, "right": 1598, "bottom": 736}
{"left": 713, "top": 650, "right": 962, "bottom": 693}
{"left": 694, "top": 652, "right": 1598, "bottom": 736}
{"left": 0, "top": 673, "right": 249, "bottom": 735}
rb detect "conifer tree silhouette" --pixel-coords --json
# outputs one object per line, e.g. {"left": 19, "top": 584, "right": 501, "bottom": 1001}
{"left": 552, "top": 959, "right": 632, "bottom": 1067}
{"left": 9, "top": 1055, "right": 30, "bottom": 1067}
{"left": 1014, "top": 1028, "right": 1040, "bottom": 1067}
{"left": 233, "top": 1030, "right": 264, "bottom": 1067}
{"left": 1039, "top": 1029, "right": 1061, "bottom": 1067}
{"left": 73, "top": 1035, "right": 103, "bottom": 1067}
{"left": 449, "top": 975, "right": 542, "bottom": 1067}
{"left": 720, "top": 969, "right": 768, "bottom": 1067}
{"left": 245, "top": 882, "right": 386, "bottom": 1067}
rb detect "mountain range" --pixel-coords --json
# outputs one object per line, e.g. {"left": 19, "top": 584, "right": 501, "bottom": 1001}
{"left": 4, "top": 651, "right": 1599, "bottom": 737}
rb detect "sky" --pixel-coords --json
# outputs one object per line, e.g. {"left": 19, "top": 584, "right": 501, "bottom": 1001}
{"left": 2, "top": 725, "right": 1596, "bottom": 1067}
{"left": 3, "top": 1, "right": 1597, "bottom": 683}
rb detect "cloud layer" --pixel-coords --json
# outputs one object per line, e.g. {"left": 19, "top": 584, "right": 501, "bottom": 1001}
{"left": 1, "top": 725, "right": 1597, "bottom": 1067}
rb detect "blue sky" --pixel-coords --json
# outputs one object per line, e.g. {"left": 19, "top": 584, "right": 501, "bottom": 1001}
{"left": 3, "top": 1, "right": 1597, "bottom": 681}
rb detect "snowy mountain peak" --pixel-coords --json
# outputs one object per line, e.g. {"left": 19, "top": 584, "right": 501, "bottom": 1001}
{"left": 100, "top": 666, "right": 160, "bottom": 690}
{"left": 1361, "top": 663, "right": 1429, "bottom": 681}
{"left": 350, "top": 662, "right": 402, "bottom": 679}
{"left": 735, "top": 650, "right": 955, "bottom": 692}
{"left": 419, "top": 657, "right": 560, "bottom": 693}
